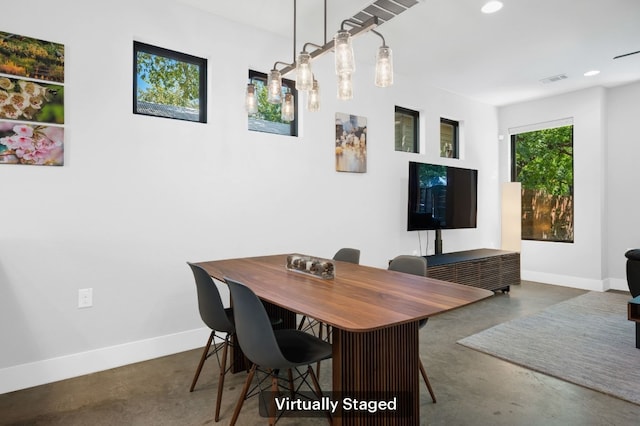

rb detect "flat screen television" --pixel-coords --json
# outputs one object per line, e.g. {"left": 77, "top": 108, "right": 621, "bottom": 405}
{"left": 407, "top": 161, "right": 478, "bottom": 231}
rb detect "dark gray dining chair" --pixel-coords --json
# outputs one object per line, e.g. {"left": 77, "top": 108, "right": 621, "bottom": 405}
{"left": 187, "top": 262, "right": 235, "bottom": 422}
{"left": 388, "top": 255, "right": 437, "bottom": 403}
{"left": 333, "top": 247, "right": 361, "bottom": 264}
{"left": 225, "top": 277, "right": 333, "bottom": 425}
{"left": 298, "top": 248, "right": 361, "bottom": 339}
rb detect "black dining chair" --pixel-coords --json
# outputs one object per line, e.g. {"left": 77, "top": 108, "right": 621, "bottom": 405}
{"left": 186, "top": 262, "right": 236, "bottom": 422}
{"left": 225, "top": 277, "right": 333, "bottom": 426}
{"left": 388, "top": 255, "right": 437, "bottom": 403}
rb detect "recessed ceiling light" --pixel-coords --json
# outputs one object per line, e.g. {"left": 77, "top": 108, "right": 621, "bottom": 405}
{"left": 481, "top": 1, "right": 504, "bottom": 14}
{"left": 584, "top": 70, "right": 600, "bottom": 77}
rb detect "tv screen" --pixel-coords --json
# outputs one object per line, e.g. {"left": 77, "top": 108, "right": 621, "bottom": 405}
{"left": 407, "top": 162, "right": 478, "bottom": 231}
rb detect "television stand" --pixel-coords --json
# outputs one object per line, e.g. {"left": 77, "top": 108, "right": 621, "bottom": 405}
{"left": 425, "top": 249, "right": 520, "bottom": 293}
{"left": 434, "top": 229, "right": 443, "bottom": 255}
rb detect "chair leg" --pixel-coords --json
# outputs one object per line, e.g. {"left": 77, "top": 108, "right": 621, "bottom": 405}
{"left": 315, "top": 359, "right": 322, "bottom": 381}
{"left": 229, "top": 364, "right": 256, "bottom": 426}
{"left": 190, "top": 331, "right": 214, "bottom": 392}
{"left": 314, "top": 323, "right": 332, "bottom": 379}
{"left": 308, "top": 366, "right": 332, "bottom": 424}
{"left": 297, "top": 315, "right": 308, "bottom": 330}
{"left": 315, "top": 325, "right": 323, "bottom": 380}
{"left": 419, "top": 359, "right": 436, "bottom": 403}
{"left": 269, "top": 373, "right": 279, "bottom": 426}
{"left": 214, "top": 337, "right": 229, "bottom": 422}
{"left": 287, "top": 369, "right": 295, "bottom": 398}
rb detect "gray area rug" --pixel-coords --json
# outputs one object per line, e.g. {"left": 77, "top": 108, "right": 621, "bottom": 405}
{"left": 458, "top": 291, "right": 640, "bottom": 405}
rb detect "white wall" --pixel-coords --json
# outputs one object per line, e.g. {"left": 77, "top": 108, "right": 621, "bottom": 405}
{"left": 0, "top": 0, "right": 499, "bottom": 392}
{"left": 498, "top": 86, "right": 631, "bottom": 291}
{"left": 606, "top": 81, "right": 640, "bottom": 290}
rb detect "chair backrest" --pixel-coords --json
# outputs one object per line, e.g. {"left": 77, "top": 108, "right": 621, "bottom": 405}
{"left": 224, "top": 277, "right": 290, "bottom": 369}
{"left": 333, "top": 248, "right": 361, "bottom": 264}
{"left": 388, "top": 255, "right": 427, "bottom": 277}
{"left": 626, "top": 249, "right": 640, "bottom": 297}
{"left": 187, "top": 262, "right": 234, "bottom": 334}
{"left": 388, "top": 255, "right": 429, "bottom": 328}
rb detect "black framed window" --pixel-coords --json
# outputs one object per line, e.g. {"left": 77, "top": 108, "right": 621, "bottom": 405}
{"left": 440, "top": 118, "right": 459, "bottom": 158}
{"left": 247, "top": 69, "right": 298, "bottom": 137}
{"left": 511, "top": 124, "right": 574, "bottom": 243}
{"left": 394, "top": 106, "right": 419, "bottom": 153}
{"left": 133, "top": 41, "right": 207, "bottom": 123}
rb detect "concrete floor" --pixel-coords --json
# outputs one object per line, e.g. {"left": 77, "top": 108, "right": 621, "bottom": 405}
{"left": 2, "top": 281, "right": 640, "bottom": 425}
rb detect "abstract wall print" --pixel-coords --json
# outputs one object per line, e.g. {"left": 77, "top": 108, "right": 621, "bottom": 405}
{"left": 0, "top": 32, "right": 65, "bottom": 166}
{"left": 335, "top": 112, "right": 367, "bottom": 173}
{"left": 134, "top": 41, "right": 207, "bottom": 123}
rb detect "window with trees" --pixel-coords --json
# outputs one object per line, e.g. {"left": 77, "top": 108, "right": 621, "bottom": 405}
{"left": 394, "top": 106, "right": 419, "bottom": 153}
{"left": 133, "top": 41, "right": 207, "bottom": 123}
{"left": 511, "top": 124, "right": 574, "bottom": 242}
{"left": 247, "top": 70, "right": 298, "bottom": 137}
{"left": 440, "top": 118, "right": 459, "bottom": 158}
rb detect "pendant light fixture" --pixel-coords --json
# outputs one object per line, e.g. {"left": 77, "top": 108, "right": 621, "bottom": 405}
{"left": 337, "top": 72, "right": 353, "bottom": 100}
{"left": 245, "top": 83, "right": 258, "bottom": 114}
{"left": 245, "top": 0, "right": 419, "bottom": 116}
{"left": 267, "top": 69, "right": 283, "bottom": 104}
{"left": 374, "top": 31, "right": 393, "bottom": 88}
{"left": 334, "top": 30, "right": 355, "bottom": 75}
{"left": 307, "top": 78, "right": 320, "bottom": 112}
{"left": 296, "top": 51, "right": 313, "bottom": 91}
{"left": 281, "top": 90, "right": 295, "bottom": 122}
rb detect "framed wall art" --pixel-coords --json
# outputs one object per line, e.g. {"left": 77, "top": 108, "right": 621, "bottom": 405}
{"left": 133, "top": 41, "right": 207, "bottom": 123}
{"left": 335, "top": 112, "right": 367, "bottom": 173}
{"left": 0, "top": 31, "right": 65, "bottom": 166}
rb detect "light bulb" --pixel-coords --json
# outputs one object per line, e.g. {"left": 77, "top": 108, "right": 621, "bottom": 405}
{"left": 245, "top": 83, "right": 258, "bottom": 114}
{"left": 267, "top": 69, "right": 282, "bottom": 104}
{"left": 337, "top": 72, "right": 353, "bottom": 100}
{"left": 334, "top": 30, "right": 355, "bottom": 75}
{"left": 307, "top": 79, "right": 320, "bottom": 112}
{"left": 375, "top": 46, "right": 393, "bottom": 87}
{"left": 296, "top": 52, "right": 313, "bottom": 91}
{"left": 281, "top": 91, "right": 295, "bottom": 122}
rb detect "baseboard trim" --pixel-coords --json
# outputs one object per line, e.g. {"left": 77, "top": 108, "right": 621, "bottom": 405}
{"left": 605, "top": 277, "right": 630, "bottom": 292}
{"left": 522, "top": 270, "right": 606, "bottom": 291}
{"left": 0, "top": 327, "right": 211, "bottom": 395}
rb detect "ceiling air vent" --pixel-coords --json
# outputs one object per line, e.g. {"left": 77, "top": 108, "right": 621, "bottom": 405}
{"left": 540, "top": 74, "right": 568, "bottom": 84}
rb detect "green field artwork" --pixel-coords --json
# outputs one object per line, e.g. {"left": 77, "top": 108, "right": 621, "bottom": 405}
{"left": 0, "top": 31, "right": 64, "bottom": 83}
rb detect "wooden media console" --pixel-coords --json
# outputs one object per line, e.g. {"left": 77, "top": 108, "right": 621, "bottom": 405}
{"left": 425, "top": 249, "right": 520, "bottom": 292}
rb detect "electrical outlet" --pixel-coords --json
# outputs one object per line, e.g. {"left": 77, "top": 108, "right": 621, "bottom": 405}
{"left": 78, "top": 288, "right": 93, "bottom": 308}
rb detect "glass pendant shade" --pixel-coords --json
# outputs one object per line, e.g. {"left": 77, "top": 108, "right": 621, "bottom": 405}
{"left": 296, "top": 52, "right": 313, "bottom": 91}
{"left": 245, "top": 83, "right": 258, "bottom": 114}
{"left": 375, "top": 46, "right": 394, "bottom": 87}
{"left": 337, "top": 72, "right": 353, "bottom": 100}
{"left": 281, "top": 91, "right": 295, "bottom": 122}
{"left": 307, "top": 79, "right": 320, "bottom": 112}
{"left": 267, "top": 69, "right": 282, "bottom": 104}
{"left": 334, "top": 30, "right": 355, "bottom": 75}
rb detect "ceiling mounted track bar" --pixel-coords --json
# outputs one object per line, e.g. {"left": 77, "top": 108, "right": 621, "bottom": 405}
{"left": 350, "top": 0, "right": 420, "bottom": 25}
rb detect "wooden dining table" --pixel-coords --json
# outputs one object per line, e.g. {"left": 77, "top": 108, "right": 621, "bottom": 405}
{"left": 196, "top": 254, "right": 493, "bottom": 425}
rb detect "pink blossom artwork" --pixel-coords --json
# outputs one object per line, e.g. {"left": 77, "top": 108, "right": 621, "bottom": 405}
{"left": 0, "top": 121, "right": 63, "bottom": 166}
